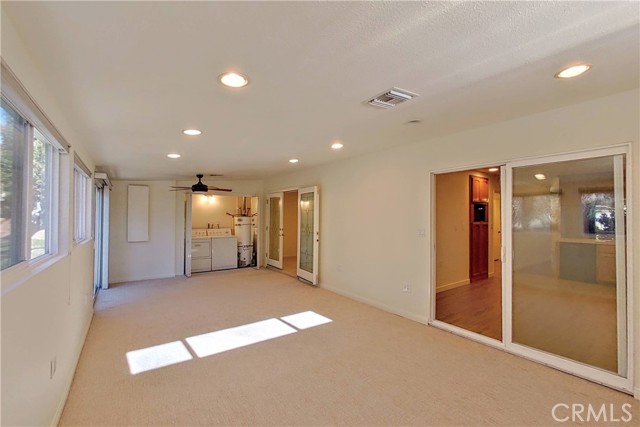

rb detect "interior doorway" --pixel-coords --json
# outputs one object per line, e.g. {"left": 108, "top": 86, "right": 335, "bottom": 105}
{"left": 434, "top": 167, "right": 503, "bottom": 341}
{"left": 267, "top": 190, "right": 299, "bottom": 277}
{"left": 266, "top": 187, "right": 320, "bottom": 285}
{"left": 184, "top": 194, "right": 260, "bottom": 277}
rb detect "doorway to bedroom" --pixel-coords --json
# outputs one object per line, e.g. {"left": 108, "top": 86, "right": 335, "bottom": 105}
{"left": 433, "top": 166, "right": 503, "bottom": 341}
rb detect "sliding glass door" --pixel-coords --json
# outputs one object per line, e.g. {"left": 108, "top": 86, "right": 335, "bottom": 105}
{"left": 431, "top": 146, "right": 633, "bottom": 393}
{"left": 506, "top": 148, "right": 631, "bottom": 391}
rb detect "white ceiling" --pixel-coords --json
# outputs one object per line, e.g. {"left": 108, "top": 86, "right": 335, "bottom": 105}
{"left": 3, "top": 1, "right": 639, "bottom": 180}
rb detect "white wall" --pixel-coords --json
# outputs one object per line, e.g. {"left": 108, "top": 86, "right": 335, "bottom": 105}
{"left": 264, "top": 89, "right": 640, "bottom": 392}
{"left": 191, "top": 194, "right": 239, "bottom": 230}
{"left": 109, "top": 181, "right": 177, "bottom": 283}
{"left": 1, "top": 11, "right": 97, "bottom": 426}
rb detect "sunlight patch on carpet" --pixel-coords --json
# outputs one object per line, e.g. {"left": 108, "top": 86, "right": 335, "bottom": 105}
{"left": 126, "top": 341, "right": 193, "bottom": 375}
{"left": 125, "top": 312, "right": 333, "bottom": 374}
{"left": 280, "top": 311, "right": 333, "bottom": 330}
{"left": 185, "top": 318, "right": 297, "bottom": 358}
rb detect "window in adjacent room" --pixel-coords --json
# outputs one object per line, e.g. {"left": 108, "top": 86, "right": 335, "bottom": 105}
{"left": 581, "top": 190, "right": 616, "bottom": 236}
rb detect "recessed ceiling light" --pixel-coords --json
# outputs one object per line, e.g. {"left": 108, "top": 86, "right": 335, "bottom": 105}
{"left": 219, "top": 72, "right": 249, "bottom": 88}
{"left": 488, "top": 167, "right": 499, "bottom": 172}
{"left": 331, "top": 142, "right": 344, "bottom": 150}
{"left": 167, "top": 153, "right": 181, "bottom": 159}
{"left": 183, "top": 129, "right": 202, "bottom": 136}
{"left": 555, "top": 64, "right": 591, "bottom": 79}
{"left": 289, "top": 159, "right": 299, "bottom": 164}
{"left": 534, "top": 173, "right": 546, "bottom": 180}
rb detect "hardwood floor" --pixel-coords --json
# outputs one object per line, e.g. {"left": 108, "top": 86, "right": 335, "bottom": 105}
{"left": 436, "top": 261, "right": 502, "bottom": 341}
{"left": 435, "top": 261, "right": 618, "bottom": 372}
{"left": 267, "top": 256, "right": 297, "bottom": 278}
{"left": 282, "top": 255, "right": 297, "bottom": 276}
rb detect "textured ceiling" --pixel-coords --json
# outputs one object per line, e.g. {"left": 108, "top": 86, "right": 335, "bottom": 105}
{"left": 3, "top": 1, "right": 639, "bottom": 180}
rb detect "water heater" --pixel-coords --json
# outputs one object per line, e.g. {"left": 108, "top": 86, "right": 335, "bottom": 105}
{"left": 234, "top": 216, "right": 252, "bottom": 267}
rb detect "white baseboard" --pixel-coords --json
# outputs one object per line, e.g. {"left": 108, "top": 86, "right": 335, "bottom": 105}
{"left": 110, "top": 273, "right": 175, "bottom": 285}
{"left": 436, "top": 278, "right": 470, "bottom": 293}
{"left": 322, "top": 284, "right": 427, "bottom": 324}
{"left": 51, "top": 310, "right": 94, "bottom": 426}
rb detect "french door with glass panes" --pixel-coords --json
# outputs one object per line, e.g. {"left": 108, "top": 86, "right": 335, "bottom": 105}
{"left": 266, "top": 192, "right": 284, "bottom": 269}
{"left": 297, "top": 186, "right": 319, "bottom": 285}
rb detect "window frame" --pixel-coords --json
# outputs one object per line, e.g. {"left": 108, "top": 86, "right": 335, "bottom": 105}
{"left": 1, "top": 99, "right": 61, "bottom": 270}
{"left": 28, "top": 128, "right": 57, "bottom": 261}
{"left": 73, "top": 161, "right": 91, "bottom": 244}
{"left": 1, "top": 60, "right": 67, "bottom": 280}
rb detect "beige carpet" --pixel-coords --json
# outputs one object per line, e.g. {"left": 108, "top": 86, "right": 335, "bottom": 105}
{"left": 60, "top": 268, "right": 638, "bottom": 426}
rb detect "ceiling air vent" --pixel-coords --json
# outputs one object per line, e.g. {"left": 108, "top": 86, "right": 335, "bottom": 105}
{"left": 368, "top": 87, "right": 419, "bottom": 109}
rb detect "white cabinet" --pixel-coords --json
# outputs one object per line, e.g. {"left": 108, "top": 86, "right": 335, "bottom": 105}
{"left": 212, "top": 237, "right": 238, "bottom": 271}
{"left": 191, "top": 236, "right": 237, "bottom": 273}
{"left": 191, "top": 238, "right": 212, "bottom": 273}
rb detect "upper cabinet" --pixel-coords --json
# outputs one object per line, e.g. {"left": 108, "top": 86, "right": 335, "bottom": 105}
{"left": 470, "top": 176, "right": 489, "bottom": 202}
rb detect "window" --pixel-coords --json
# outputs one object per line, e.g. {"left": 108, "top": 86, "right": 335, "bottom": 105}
{"left": 31, "top": 130, "right": 53, "bottom": 258}
{"left": 1, "top": 99, "right": 58, "bottom": 270}
{"left": 581, "top": 191, "right": 616, "bottom": 236}
{"left": 0, "top": 100, "right": 27, "bottom": 269}
{"left": 74, "top": 163, "right": 91, "bottom": 243}
{"left": 512, "top": 194, "right": 560, "bottom": 231}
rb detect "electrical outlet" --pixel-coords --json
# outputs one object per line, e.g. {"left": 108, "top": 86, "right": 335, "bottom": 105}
{"left": 50, "top": 357, "right": 57, "bottom": 379}
{"left": 402, "top": 282, "right": 410, "bottom": 292}
{"left": 417, "top": 228, "right": 426, "bottom": 237}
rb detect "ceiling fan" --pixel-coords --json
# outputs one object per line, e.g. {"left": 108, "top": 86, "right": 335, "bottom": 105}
{"left": 170, "top": 174, "right": 232, "bottom": 193}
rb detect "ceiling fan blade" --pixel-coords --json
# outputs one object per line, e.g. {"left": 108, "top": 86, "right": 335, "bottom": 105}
{"left": 169, "top": 175, "right": 230, "bottom": 193}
